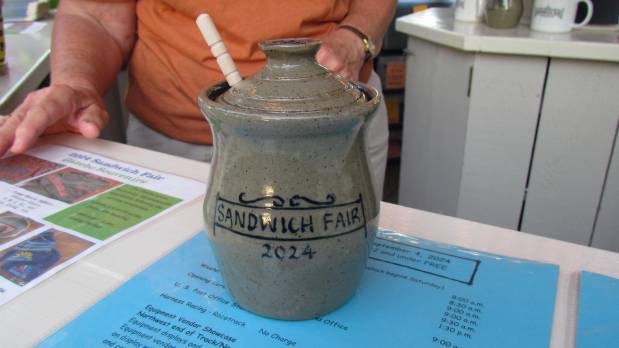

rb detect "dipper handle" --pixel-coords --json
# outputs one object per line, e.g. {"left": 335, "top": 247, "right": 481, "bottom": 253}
{"left": 196, "top": 14, "right": 242, "bottom": 87}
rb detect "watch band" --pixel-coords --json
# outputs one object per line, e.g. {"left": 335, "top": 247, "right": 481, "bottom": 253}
{"left": 338, "top": 24, "right": 377, "bottom": 63}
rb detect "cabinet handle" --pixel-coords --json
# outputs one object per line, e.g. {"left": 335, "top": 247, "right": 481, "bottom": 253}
{"left": 467, "top": 66, "right": 473, "bottom": 98}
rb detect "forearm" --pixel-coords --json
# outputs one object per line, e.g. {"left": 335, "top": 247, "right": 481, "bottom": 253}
{"left": 341, "top": 0, "right": 397, "bottom": 50}
{"left": 51, "top": 0, "right": 137, "bottom": 95}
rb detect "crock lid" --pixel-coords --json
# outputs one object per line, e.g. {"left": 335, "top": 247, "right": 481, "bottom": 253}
{"left": 216, "top": 38, "right": 367, "bottom": 114}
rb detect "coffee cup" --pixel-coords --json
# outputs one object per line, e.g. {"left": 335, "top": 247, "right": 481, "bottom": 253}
{"left": 531, "top": 0, "right": 593, "bottom": 33}
{"left": 455, "top": 0, "right": 488, "bottom": 22}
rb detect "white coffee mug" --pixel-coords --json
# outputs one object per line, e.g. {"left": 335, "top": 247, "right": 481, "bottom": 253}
{"left": 531, "top": 0, "right": 593, "bottom": 33}
{"left": 455, "top": 0, "right": 488, "bottom": 22}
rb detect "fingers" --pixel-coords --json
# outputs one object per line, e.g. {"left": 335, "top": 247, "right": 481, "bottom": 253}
{"left": 0, "top": 115, "right": 16, "bottom": 156}
{"left": 0, "top": 96, "right": 35, "bottom": 155}
{"left": 315, "top": 30, "right": 364, "bottom": 81}
{"left": 11, "top": 88, "right": 78, "bottom": 153}
{"left": 317, "top": 46, "right": 358, "bottom": 80}
{"left": 43, "top": 88, "right": 108, "bottom": 139}
{"left": 70, "top": 88, "right": 108, "bottom": 138}
{"left": 76, "top": 104, "right": 108, "bottom": 138}
{"left": 316, "top": 46, "right": 344, "bottom": 73}
{"left": 12, "top": 107, "right": 56, "bottom": 152}
{"left": 1, "top": 85, "right": 107, "bottom": 156}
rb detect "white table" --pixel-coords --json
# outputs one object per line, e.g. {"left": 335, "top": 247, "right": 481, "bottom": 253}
{"left": 395, "top": 8, "right": 619, "bottom": 250}
{"left": 0, "top": 134, "right": 617, "bottom": 347}
{"left": 0, "top": 21, "right": 52, "bottom": 115}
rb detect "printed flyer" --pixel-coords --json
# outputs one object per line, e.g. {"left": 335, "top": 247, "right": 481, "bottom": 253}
{"left": 576, "top": 271, "right": 619, "bottom": 347}
{"left": 40, "top": 229, "right": 559, "bottom": 348}
{"left": 0, "top": 145, "right": 205, "bottom": 305}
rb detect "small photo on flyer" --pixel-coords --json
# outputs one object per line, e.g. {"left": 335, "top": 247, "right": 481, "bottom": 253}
{"left": 0, "top": 154, "right": 63, "bottom": 185}
{"left": 0, "top": 229, "right": 94, "bottom": 286}
{"left": 19, "top": 167, "right": 121, "bottom": 204}
{"left": 0, "top": 211, "right": 43, "bottom": 247}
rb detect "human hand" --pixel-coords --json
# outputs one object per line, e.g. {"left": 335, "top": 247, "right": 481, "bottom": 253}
{"left": 0, "top": 84, "right": 108, "bottom": 156}
{"left": 315, "top": 28, "right": 366, "bottom": 81}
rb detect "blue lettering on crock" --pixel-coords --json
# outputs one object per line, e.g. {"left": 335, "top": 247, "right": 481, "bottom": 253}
{"left": 213, "top": 193, "right": 367, "bottom": 242}
{"left": 322, "top": 208, "right": 362, "bottom": 231}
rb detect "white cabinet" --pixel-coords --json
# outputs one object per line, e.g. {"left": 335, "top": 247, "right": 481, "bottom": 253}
{"left": 593, "top": 127, "right": 619, "bottom": 250}
{"left": 396, "top": 9, "right": 619, "bottom": 250}
{"left": 400, "top": 36, "right": 546, "bottom": 229}
{"left": 521, "top": 60, "right": 619, "bottom": 245}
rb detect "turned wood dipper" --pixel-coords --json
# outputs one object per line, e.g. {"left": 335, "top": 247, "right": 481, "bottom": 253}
{"left": 196, "top": 13, "right": 242, "bottom": 87}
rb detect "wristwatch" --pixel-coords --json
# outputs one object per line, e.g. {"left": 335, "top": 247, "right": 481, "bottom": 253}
{"left": 338, "top": 24, "right": 377, "bottom": 63}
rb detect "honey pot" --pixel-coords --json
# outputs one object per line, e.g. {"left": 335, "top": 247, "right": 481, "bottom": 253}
{"left": 199, "top": 38, "right": 381, "bottom": 320}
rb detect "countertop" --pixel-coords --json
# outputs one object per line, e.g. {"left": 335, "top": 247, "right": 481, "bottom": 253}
{"left": 0, "top": 134, "right": 618, "bottom": 347}
{"left": 0, "top": 20, "right": 52, "bottom": 114}
{"left": 395, "top": 8, "right": 619, "bottom": 62}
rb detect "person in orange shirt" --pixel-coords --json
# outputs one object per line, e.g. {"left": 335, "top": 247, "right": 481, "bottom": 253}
{"left": 0, "top": 0, "right": 396, "bottom": 198}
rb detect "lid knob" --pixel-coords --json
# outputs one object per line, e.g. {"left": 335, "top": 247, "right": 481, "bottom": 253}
{"left": 257, "top": 38, "right": 325, "bottom": 80}
{"left": 218, "top": 38, "right": 368, "bottom": 114}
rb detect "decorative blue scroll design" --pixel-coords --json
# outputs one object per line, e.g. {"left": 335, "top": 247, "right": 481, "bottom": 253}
{"left": 236, "top": 193, "right": 336, "bottom": 208}
{"left": 289, "top": 194, "right": 336, "bottom": 207}
{"left": 238, "top": 192, "right": 285, "bottom": 207}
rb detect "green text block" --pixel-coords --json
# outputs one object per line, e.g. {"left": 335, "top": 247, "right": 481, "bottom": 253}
{"left": 45, "top": 185, "right": 182, "bottom": 240}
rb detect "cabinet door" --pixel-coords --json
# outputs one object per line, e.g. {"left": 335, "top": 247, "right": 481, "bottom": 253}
{"left": 399, "top": 37, "right": 545, "bottom": 230}
{"left": 592, "top": 126, "right": 619, "bottom": 252}
{"left": 399, "top": 37, "right": 473, "bottom": 217}
{"left": 458, "top": 54, "right": 546, "bottom": 229}
{"left": 521, "top": 59, "right": 619, "bottom": 244}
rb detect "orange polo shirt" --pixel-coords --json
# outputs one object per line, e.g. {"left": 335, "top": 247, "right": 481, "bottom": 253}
{"left": 126, "top": 0, "right": 370, "bottom": 145}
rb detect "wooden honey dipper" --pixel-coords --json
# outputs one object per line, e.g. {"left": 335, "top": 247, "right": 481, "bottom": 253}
{"left": 196, "top": 14, "right": 242, "bottom": 87}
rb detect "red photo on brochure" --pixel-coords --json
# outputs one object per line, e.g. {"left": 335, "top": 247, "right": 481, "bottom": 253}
{"left": 19, "top": 167, "right": 121, "bottom": 204}
{"left": 0, "top": 211, "right": 44, "bottom": 247}
{"left": 0, "top": 154, "right": 63, "bottom": 184}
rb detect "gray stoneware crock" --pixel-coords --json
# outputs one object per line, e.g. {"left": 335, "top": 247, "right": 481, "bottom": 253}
{"left": 198, "top": 38, "right": 381, "bottom": 320}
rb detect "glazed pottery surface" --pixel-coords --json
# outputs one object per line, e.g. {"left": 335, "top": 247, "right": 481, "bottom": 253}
{"left": 485, "top": 0, "right": 524, "bottom": 28}
{"left": 198, "top": 39, "right": 381, "bottom": 320}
